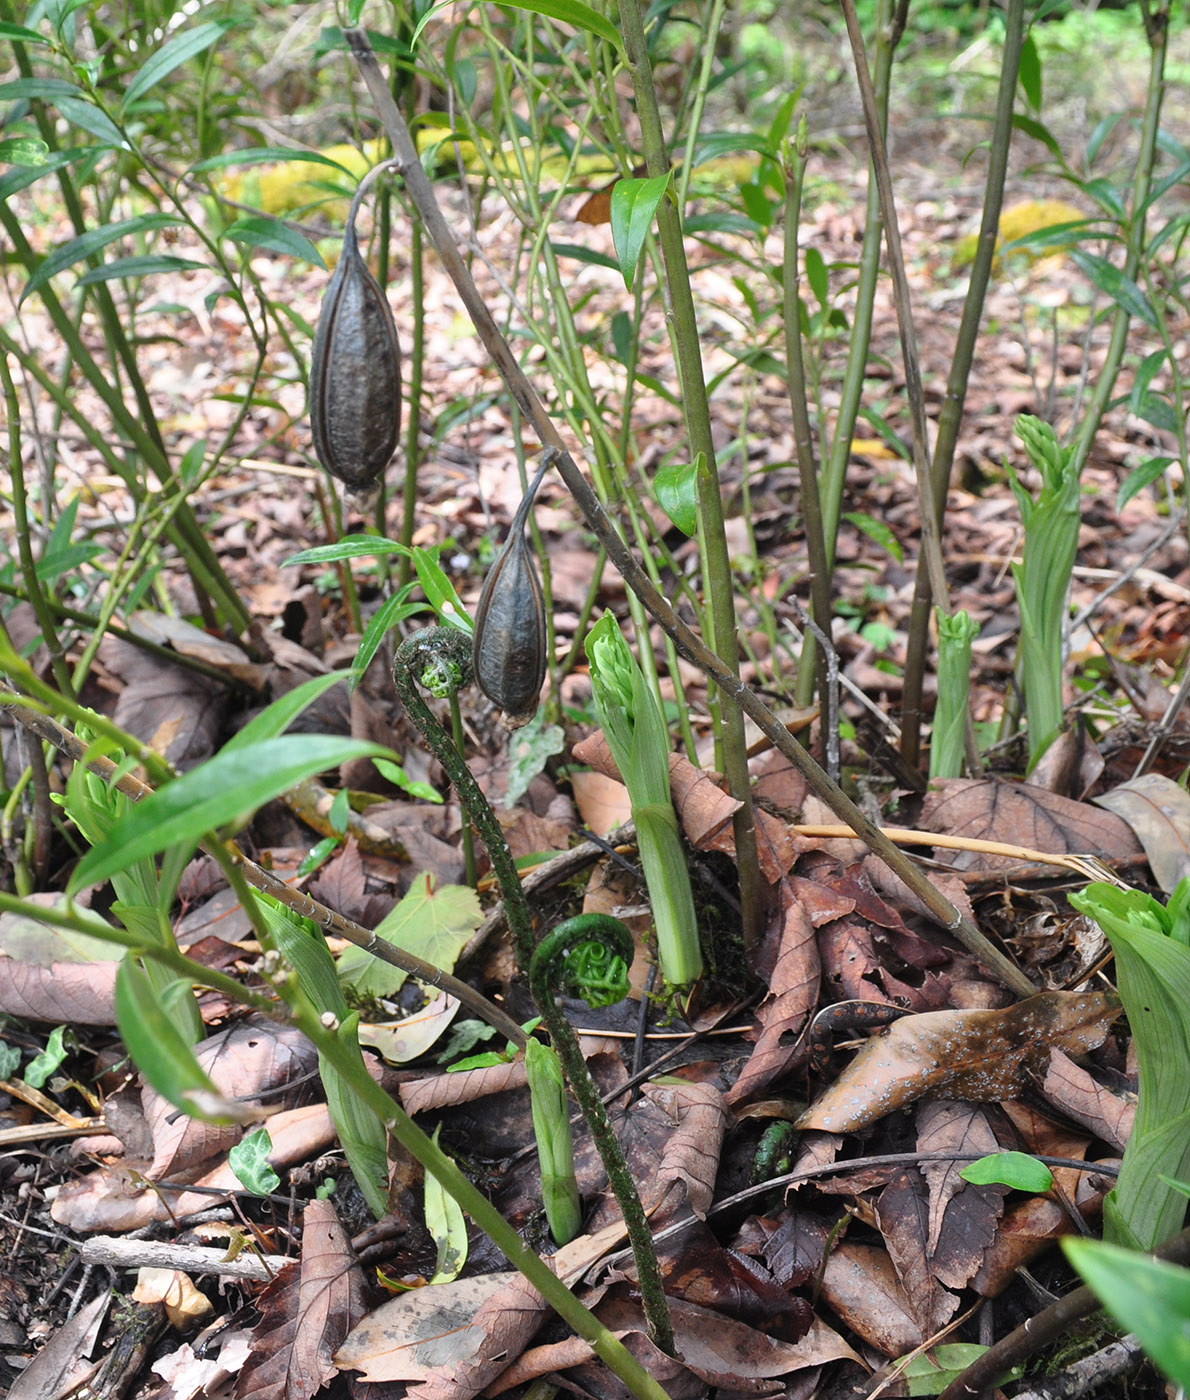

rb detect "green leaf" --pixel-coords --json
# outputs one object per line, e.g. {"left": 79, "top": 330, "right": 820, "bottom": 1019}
{"left": 610, "top": 174, "right": 671, "bottom": 291}
{"left": 804, "top": 246, "right": 829, "bottom": 309}
{"left": 223, "top": 671, "right": 353, "bottom": 754}
{"left": 960, "top": 1151, "right": 1054, "bottom": 1193}
{"left": 76, "top": 254, "right": 207, "bottom": 285}
{"left": 192, "top": 146, "right": 360, "bottom": 176}
{"left": 0, "top": 146, "right": 89, "bottom": 201}
{"left": 1011, "top": 112, "right": 1064, "bottom": 162}
{"left": 55, "top": 94, "right": 125, "bottom": 147}
{"left": 1117, "top": 456, "right": 1174, "bottom": 512}
{"left": 1018, "top": 31, "right": 1042, "bottom": 110}
{"left": 0, "top": 1042, "right": 21, "bottom": 1078}
{"left": 352, "top": 590, "right": 424, "bottom": 690}
{"left": 298, "top": 835, "right": 341, "bottom": 877}
{"left": 0, "top": 20, "right": 46, "bottom": 41}
{"left": 20, "top": 213, "right": 185, "bottom": 305}
{"left": 653, "top": 456, "right": 700, "bottom": 537}
{"left": 426, "top": 1125, "right": 468, "bottom": 1281}
{"left": 373, "top": 757, "right": 443, "bottom": 804}
{"left": 336, "top": 873, "right": 481, "bottom": 998}
{"left": 123, "top": 19, "right": 236, "bottom": 109}
{"left": 0, "top": 136, "right": 49, "bottom": 165}
{"left": 900, "top": 1343, "right": 1021, "bottom": 1396}
{"left": 229, "top": 1128, "right": 282, "bottom": 1196}
{"left": 284, "top": 534, "right": 410, "bottom": 566}
{"left": 223, "top": 216, "right": 325, "bottom": 268}
{"left": 115, "top": 957, "right": 232, "bottom": 1122}
{"left": 70, "top": 737, "right": 395, "bottom": 892}
{"left": 412, "top": 0, "right": 623, "bottom": 53}
{"left": 1063, "top": 1239, "right": 1190, "bottom": 1388}
{"left": 22, "top": 1025, "right": 70, "bottom": 1089}
{"left": 843, "top": 510, "right": 903, "bottom": 564}
{"left": 413, "top": 547, "right": 472, "bottom": 632}
{"left": 1070, "top": 249, "right": 1158, "bottom": 327}
{"left": 549, "top": 241, "right": 620, "bottom": 271}
{"left": 0, "top": 77, "right": 80, "bottom": 99}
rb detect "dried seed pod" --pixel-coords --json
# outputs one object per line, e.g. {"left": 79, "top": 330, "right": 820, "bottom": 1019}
{"left": 309, "top": 173, "right": 402, "bottom": 490}
{"left": 473, "top": 456, "right": 552, "bottom": 727}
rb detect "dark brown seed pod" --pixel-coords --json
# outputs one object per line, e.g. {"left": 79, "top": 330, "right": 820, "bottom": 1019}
{"left": 309, "top": 171, "right": 402, "bottom": 490}
{"left": 473, "top": 456, "right": 552, "bottom": 727}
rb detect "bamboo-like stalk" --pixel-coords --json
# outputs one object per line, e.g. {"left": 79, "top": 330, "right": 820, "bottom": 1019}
{"left": 900, "top": 0, "right": 1026, "bottom": 772}
{"left": 794, "top": 0, "right": 904, "bottom": 711}
{"left": 612, "top": 0, "right": 762, "bottom": 948}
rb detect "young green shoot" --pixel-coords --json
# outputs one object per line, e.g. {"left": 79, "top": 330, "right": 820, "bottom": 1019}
{"left": 930, "top": 608, "right": 979, "bottom": 781}
{"left": 1008, "top": 415, "right": 1080, "bottom": 766}
{"left": 586, "top": 613, "right": 702, "bottom": 987}
{"left": 526, "top": 1037, "right": 582, "bottom": 1245}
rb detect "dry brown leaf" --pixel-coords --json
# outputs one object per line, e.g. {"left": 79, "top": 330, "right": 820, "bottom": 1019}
{"left": 235, "top": 1199, "right": 365, "bottom": 1400}
{"left": 596, "top": 1295, "right": 861, "bottom": 1389}
{"left": 340, "top": 1224, "right": 626, "bottom": 1395}
{"left": 51, "top": 1104, "right": 338, "bottom": 1234}
{"left": 819, "top": 1241, "right": 922, "bottom": 1355}
{"left": 726, "top": 884, "right": 820, "bottom": 1106}
{"left": 8, "top": 1286, "right": 109, "bottom": 1400}
{"left": 101, "top": 635, "right": 228, "bottom": 767}
{"left": 971, "top": 1164, "right": 1112, "bottom": 1297}
{"left": 796, "top": 991, "right": 1120, "bottom": 1134}
{"left": 1093, "top": 772, "right": 1190, "bottom": 892}
{"left": 145, "top": 1018, "right": 319, "bottom": 1178}
{"left": 334, "top": 1274, "right": 511, "bottom": 1383}
{"left": 920, "top": 777, "right": 1142, "bottom": 871}
{"left": 638, "top": 1079, "right": 728, "bottom": 1219}
{"left": 915, "top": 1101, "right": 1006, "bottom": 1289}
{"left": 1040, "top": 1049, "right": 1135, "bottom": 1152}
{"left": 0, "top": 895, "right": 120, "bottom": 1024}
{"left": 398, "top": 1056, "right": 528, "bottom": 1117}
{"left": 570, "top": 769, "right": 632, "bottom": 836}
{"left": 875, "top": 1170, "right": 961, "bottom": 1337}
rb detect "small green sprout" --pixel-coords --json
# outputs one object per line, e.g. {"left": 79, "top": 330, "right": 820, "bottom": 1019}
{"left": 525, "top": 1038, "right": 582, "bottom": 1245}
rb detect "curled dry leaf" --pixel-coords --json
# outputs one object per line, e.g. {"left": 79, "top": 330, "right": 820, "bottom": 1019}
{"left": 1041, "top": 1048, "right": 1135, "bottom": 1151}
{"left": 726, "top": 883, "right": 821, "bottom": 1107}
{"left": 796, "top": 991, "right": 1120, "bottom": 1135}
{"left": 1093, "top": 772, "right": 1190, "bottom": 892}
{"left": 638, "top": 1079, "right": 729, "bottom": 1219}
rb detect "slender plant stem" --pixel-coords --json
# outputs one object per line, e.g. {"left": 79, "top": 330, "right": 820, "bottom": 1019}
{"left": 901, "top": 0, "right": 1025, "bottom": 774}
{"left": 1067, "top": 0, "right": 1168, "bottom": 478}
{"left": 448, "top": 690, "right": 479, "bottom": 888}
{"left": 392, "top": 631, "right": 676, "bottom": 1354}
{"left": 839, "top": 0, "right": 964, "bottom": 772}
{"left": 795, "top": 0, "right": 902, "bottom": 711}
{"left": 584, "top": 2, "right": 764, "bottom": 948}
{"left": 342, "top": 30, "right": 1034, "bottom": 999}
{"left": 398, "top": 213, "right": 425, "bottom": 590}
{"left": 291, "top": 1002, "right": 673, "bottom": 1400}
{"left": 0, "top": 357, "right": 74, "bottom": 700}
{"left": 782, "top": 133, "right": 832, "bottom": 713}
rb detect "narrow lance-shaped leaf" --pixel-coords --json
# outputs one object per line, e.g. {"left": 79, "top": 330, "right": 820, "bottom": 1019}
{"left": 610, "top": 174, "right": 672, "bottom": 291}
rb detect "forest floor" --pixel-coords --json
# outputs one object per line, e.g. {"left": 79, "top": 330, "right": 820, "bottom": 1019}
{"left": 3, "top": 32, "right": 1190, "bottom": 1400}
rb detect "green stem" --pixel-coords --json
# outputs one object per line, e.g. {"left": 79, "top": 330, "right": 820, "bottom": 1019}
{"left": 901, "top": 0, "right": 1025, "bottom": 772}
{"left": 1066, "top": 0, "right": 1168, "bottom": 477}
{"left": 616, "top": 0, "right": 762, "bottom": 949}
{"left": 392, "top": 631, "right": 676, "bottom": 1354}
{"left": 449, "top": 690, "right": 479, "bottom": 888}
{"left": 398, "top": 214, "right": 425, "bottom": 590}
{"left": 781, "top": 132, "right": 832, "bottom": 714}
{"left": 0, "top": 356, "right": 74, "bottom": 700}
{"left": 795, "top": 0, "right": 900, "bottom": 710}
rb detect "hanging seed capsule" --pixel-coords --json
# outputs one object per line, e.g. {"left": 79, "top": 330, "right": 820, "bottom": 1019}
{"left": 309, "top": 172, "right": 402, "bottom": 490}
{"left": 473, "top": 455, "right": 552, "bottom": 727}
